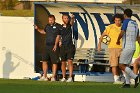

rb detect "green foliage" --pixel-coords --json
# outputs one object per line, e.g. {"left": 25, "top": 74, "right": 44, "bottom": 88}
{"left": 0, "top": 10, "right": 33, "bottom": 17}
{"left": 0, "top": 0, "right": 18, "bottom": 10}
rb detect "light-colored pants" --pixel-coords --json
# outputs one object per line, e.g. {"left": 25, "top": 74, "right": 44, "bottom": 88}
{"left": 119, "top": 49, "right": 135, "bottom": 65}
{"left": 109, "top": 48, "right": 122, "bottom": 67}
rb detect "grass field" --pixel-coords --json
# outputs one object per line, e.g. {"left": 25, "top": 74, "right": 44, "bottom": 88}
{"left": 0, "top": 79, "right": 139, "bottom": 93}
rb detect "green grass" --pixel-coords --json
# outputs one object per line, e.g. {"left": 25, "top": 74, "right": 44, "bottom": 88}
{"left": 0, "top": 10, "right": 34, "bottom": 17}
{"left": 0, "top": 79, "right": 140, "bottom": 93}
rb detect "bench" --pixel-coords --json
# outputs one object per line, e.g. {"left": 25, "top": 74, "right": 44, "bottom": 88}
{"left": 73, "top": 48, "right": 110, "bottom": 73}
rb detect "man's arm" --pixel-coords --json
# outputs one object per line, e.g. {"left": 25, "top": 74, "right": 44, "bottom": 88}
{"left": 70, "top": 14, "right": 75, "bottom": 26}
{"left": 137, "top": 29, "right": 140, "bottom": 44}
{"left": 137, "top": 36, "right": 140, "bottom": 45}
{"left": 116, "top": 30, "right": 125, "bottom": 45}
{"left": 116, "top": 19, "right": 128, "bottom": 45}
{"left": 34, "top": 25, "right": 46, "bottom": 34}
{"left": 59, "top": 37, "right": 62, "bottom": 47}
{"left": 98, "top": 32, "right": 108, "bottom": 52}
{"left": 53, "top": 35, "right": 60, "bottom": 51}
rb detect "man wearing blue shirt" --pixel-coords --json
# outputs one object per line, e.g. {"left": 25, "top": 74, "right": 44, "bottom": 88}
{"left": 117, "top": 9, "right": 139, "bottom": 88}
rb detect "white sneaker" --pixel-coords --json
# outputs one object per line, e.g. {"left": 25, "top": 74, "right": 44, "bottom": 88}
{"left": 44, "top": 78, "right": 49, "bottom": 81}
{"left": 113, "top": 80, "right": 123, "bottom": 84}
{"left": 38, "top": 76, "right": 48, "bottom": 81}
{"left": 61, "top": 78, "right": 66, "bottom": 82}
{"left": 51, "top": 77, "right": 56, "bottom": 82}
{"left": 66, "top": 77, "right": 73, "bottom": 82}
{"left": 130, "top": 79, "right": 135, "bottom": 85}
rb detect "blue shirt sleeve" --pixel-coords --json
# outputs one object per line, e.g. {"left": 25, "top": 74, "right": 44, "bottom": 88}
{"left": 121, "top": 19, "right": 129, "bottom": 31}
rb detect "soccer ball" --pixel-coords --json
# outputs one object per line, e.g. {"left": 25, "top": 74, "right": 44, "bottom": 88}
{"left": 102, "top": 35, "right": 111, "bottom": 45}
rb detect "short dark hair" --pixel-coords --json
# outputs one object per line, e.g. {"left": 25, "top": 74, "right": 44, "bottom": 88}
{"left": 124, "top": 9, "right": 133, "bottom": 17}
{"left": 112, "top": 14, "right": 124, "bottom": 22}
{"left": 48, "top": 14, "right": 55, "bottom": 20}
{"left": 62, "top": 14, "right": 69, "bottom": 18}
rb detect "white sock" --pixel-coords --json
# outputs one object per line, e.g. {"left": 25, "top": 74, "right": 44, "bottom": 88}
{"left": 123, "top": 72, "right": 130, "bottom": 84}
{"left": 114, "top": 75, "right": 120, "bottom": 82}
{"left": 125, "top": 67, "right": 137, "bottom": 79}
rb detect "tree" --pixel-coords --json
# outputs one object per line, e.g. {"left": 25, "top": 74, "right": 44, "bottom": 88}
{"left": 22, "top": 1, "right": 31, "bottom": 10}
{"left": 124, "top": 0, "right": 140, "bottom": 5}
{"left": 0, "top": 0, "right": 18, "bottom": 10}
{"left": 0, "top": 0, "right": 6, "bottom": 10}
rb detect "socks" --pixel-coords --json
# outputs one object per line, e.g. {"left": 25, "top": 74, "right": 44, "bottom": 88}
{"left": 123, "top": 72, "right": 130, "bottom": 84}
{"left": 125, "top": 67, "right": 137, "bottom": 79}
{"left": 114, "top": 75, "right": 120, "bottom": 82}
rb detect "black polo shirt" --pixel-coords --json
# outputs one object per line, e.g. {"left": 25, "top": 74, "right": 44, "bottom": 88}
{"left": 44, "top": 23, "right": 61, "bottom": 46}
{"left": 61, "top": 23, "right": 73, "bottom": 46}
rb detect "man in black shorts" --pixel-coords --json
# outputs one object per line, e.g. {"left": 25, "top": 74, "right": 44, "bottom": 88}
{"left": 59, "top": 14, "right": 75, "bottom": 82}
{"left": 35, "top": 15, "right": 61, "bottom": 81}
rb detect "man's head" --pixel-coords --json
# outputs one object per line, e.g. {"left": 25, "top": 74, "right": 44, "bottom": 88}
{"left": 124, "top": 9, "right": 133, "bottom": 19}
{"left": 113, "top": 14, "right": 124, "bottom": 26}
{"left": 48, "top": 15, "right": 55, "bottom": 25}
{"left": 62, "top": 14, "right": 69, "bottom": 24}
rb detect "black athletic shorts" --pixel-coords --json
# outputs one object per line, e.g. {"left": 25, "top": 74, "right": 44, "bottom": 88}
{"left": 60, "top": 44, "right": 76, "bottom": 61}
{"left": 41, "top": 45, "right": 60, "bottom": 64}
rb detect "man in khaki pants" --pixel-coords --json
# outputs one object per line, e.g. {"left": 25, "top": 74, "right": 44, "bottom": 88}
{"left": 98, "top": 14, "right": 124, "bottom": 84}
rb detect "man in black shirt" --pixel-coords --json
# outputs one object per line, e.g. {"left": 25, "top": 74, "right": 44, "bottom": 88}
{"left": 35, "top": 15, "right": 61, "bottom": 81}
{"left": 59, "top": 14, "right": 75, "bottom": 82}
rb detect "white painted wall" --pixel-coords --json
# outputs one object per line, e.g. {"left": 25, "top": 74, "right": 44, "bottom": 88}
{"left": 0, "top": 16, "right": 39, "bottom": 79}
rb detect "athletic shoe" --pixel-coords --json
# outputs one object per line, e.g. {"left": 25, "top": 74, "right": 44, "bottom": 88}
{"left": 130, "top": 79, "right": 135, "bottom": 85}
{"left": 38, "top": 76, "right": 48, "bottom": 81}
{"left": 61, "top": 78, "right": 66, "bottom": 82}
{"left": 121, "top": 84, "right": 130, "bottom": 88}
{"left": 51, "top": 77, "right": 56, "bottom": 82}
{"left": 113, "top": 80, "right": 123, "bottom": 84}
{"left": 66, "top": 77, "right": 73, "bottom": 82}
{"left": 134, "top": 76, "right": 139, "bottom": 88}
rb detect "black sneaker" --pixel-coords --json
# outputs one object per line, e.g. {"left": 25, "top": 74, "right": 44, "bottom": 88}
{"left": 121, "top": 84, "right": 130, "bottom": 88}
{"left": 123, "top": 81, "right": 126, "bottom": 85}
{"left": 134, "top": 76, "right": 139, "bottom": 88}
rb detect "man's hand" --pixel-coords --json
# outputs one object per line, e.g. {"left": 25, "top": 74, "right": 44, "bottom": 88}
{"left": 116, "top": 40, "right": 120, "bottom": 45}
{"left": 52, "top": 45, "right": 57, "bottom": 52}
{"left": 34, "top": 25, "right": 38, "bottom": 30}
{"left": 116, "top": 30, "right": 124, "bottom": 45}
{"left": 71, "top": 14, "right": 75, "bottom": 19}
{"left": 59, "top": 41, "right": 62, "bottom": 47}
{"left": 34, "top": 24, "right": 46, "bottom": 34}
